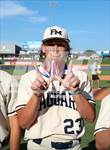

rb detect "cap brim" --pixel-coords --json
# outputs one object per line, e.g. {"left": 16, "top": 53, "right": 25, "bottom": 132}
{"left": 42, "top": 37, "right": 70, "bottom": 43}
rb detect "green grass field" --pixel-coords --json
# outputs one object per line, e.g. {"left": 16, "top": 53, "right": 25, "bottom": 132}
{"left": 81, "top": 101, "right": 100, "bottom": 150}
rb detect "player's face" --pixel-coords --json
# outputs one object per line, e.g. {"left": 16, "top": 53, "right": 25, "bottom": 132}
{"left": 42, "top": 39, "right": 69, "bottom": 62}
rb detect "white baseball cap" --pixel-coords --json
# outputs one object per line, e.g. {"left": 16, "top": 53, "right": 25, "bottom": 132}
{"left": 42, "top": 26, "right": 70, "bottom": 42}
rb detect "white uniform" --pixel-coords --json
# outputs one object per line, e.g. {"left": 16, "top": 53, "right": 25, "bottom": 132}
{"left": 0, "top": 70, "right": 18, "bottom": 145}
{"left": 16, "top": 67, "right": 95, "bottom": 150}
{"left": 94, "top": 94, "right": 110, "bottom": 134}
{"left": 88, "top": 62, "right": 98, "bottom": 75}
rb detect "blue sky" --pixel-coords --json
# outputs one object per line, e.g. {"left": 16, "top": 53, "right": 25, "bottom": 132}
{"left": 0, "top": 0, "right": 110, "bottom": 52}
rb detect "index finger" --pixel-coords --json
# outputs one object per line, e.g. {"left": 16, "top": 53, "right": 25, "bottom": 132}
{"left": 33, "top": 62, "right": 40, "bottom": 73}
{"left": 67, "top": 60, "right": 73, "bottom": 74}
{"left": 33, "top": 62, "right": 45, "bottom": 82}
{"left": 33, "top": 62, "right": 53, "bottom": 86}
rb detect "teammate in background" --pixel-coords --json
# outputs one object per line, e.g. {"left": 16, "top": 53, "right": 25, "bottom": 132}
{"left": 16, "top": 26, "right": 95, "bottom": 150}
{"left": 93, "top": 87, "right": 110, "bottom": 101}
{"left": 88, "top": 61, "right": 101, "bottom": 88}
{"left": 94, "top": 88, "right": 110, "bottom": 150}
{"left": 0, "top": 70, "right": 21, "bottom": 150}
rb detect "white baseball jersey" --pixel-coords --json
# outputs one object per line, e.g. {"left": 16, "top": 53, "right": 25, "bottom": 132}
{"left": 88, "top": 63, "right": 98, "bottom": 75}
{"left": 94, "top": 94, "right": 110, "bottom": 134}
{"left": 0, "top": 70, "right": 18, "bottom": 142}
{"left": 16, "top": 67, "right": 95, "bottom": 140}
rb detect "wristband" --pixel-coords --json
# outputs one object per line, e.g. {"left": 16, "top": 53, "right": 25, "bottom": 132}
{"left": 69, "top": 88, "right": 82, "bottom": 95}
{"left": 33, "top": 90, "right": 43, "bottom": 97}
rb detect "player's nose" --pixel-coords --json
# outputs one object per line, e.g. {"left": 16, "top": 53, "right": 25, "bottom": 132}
{"left": 53, "top": 45, "right": 59, "bottom": 52}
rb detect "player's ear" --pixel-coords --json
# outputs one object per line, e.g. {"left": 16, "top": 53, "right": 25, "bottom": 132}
{"left": 41, "top": 44, "right": 46, "bottom": 54}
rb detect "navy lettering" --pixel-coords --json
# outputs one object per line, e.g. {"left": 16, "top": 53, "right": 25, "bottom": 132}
{"left": 50, "top": 29, "right": 62, "bottom": 36}
{"left": 39, "top": 91, "right": 77, "bottom": 111}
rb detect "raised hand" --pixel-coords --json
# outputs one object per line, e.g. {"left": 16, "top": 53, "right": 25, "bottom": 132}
{"left": 56, "top": 61, "right": 80, "bottom": 91}
{"left": 31, "top": 63, "right": 49, "bottom": 96}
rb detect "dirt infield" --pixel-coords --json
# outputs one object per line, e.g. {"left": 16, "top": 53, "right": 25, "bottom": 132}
{"left": 88, "top": 75, "right": 110, "bottom": 81}
{"left": 99, "top": 75, "right": 110, "bottom": 80}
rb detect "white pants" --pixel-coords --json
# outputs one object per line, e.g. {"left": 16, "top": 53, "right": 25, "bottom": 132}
{"left": 27, "top": 137, "right": 82, "bottom": 150}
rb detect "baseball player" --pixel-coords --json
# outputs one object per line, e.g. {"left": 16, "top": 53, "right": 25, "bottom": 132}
{"left": 0, "top": 70, "right": 21, "bottom": 150}
{"left": 16, "top": 26, "right": 95, "bottom": 150}
{"left": 88, "top": 62, "right": 100, "bottom": 88}
{"left": 94, "top": 88, "right": 110, "bottom": 150}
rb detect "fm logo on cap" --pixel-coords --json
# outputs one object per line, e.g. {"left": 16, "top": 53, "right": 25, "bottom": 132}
{"left": 50, "top": 29, "right": 62, "bottom": 36}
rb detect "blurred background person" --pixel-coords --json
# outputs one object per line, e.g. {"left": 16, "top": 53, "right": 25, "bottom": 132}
{"left": 88, "top": 61, "right": 101, "bottom": 89}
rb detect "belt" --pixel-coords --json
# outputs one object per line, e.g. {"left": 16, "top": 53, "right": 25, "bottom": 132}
{"left": 33, "top": 138, "right": 42, "bottom": 145}
{"left": 33, "top": 138, "right": 77, "bottom": 149}
{"left": 51, "top": 141, "right": 73, "bottom": 149}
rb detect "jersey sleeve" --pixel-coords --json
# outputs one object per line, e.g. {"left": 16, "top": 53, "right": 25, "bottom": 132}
{"left": 94, "top": 95, "right": 110, "bottom": 135}
{"left": 7, "top": 76, "right": 18, "bottom": 117}
{"left": 15, "top": 74, "right": 33, "bottom": 111}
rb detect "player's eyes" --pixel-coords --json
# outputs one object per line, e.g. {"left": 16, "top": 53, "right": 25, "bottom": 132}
{"left": 45, "top": 43, "right": 65, "bottom": 47}
{"left": 45, "top": 43, "right": 55, "bottom": 46}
